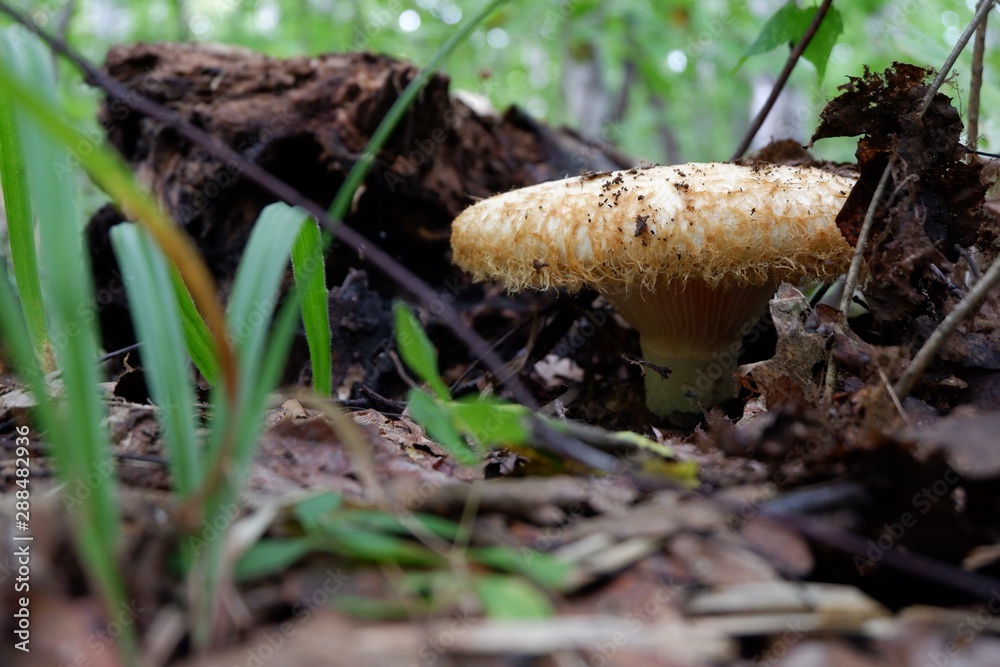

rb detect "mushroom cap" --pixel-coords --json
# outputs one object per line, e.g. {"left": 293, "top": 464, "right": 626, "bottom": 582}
{"left": 451, "top": 162, "right": 856, "bottom": 294}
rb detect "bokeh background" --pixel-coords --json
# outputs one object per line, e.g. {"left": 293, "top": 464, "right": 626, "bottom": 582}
{"left": 7, "top": 0, "right": 999, "bottom": 165}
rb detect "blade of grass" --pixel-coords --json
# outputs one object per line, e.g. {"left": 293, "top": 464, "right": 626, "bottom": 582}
{"left": 187, "top": 206, "right": 305, "bottom": 646}
{"left": 0, "top": 28, "right": 136, "bottom": 663}
{"left": 169, "top": 264, "right": 220, "bottom": 386}
{"left": 192, "top": 290, "right": 304, "bottom": 646}
{"left": 0, "top": 40, "right": 238, "bottom": 405}
{"left": 226, "top": 203, "right": 306, "bottom": 381}
{"left": 110, "top": 224, "right": 201, "bottom": 496}
{"left": 0, "top": 56, "right": 49, "bottom": 371}
{"left": 291, "top": 219, "right": 331, "bottom": 396}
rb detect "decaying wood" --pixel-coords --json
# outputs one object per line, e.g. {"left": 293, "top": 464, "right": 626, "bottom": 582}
{"left": 85, "top": 42, "right": 631, "bottom": 351}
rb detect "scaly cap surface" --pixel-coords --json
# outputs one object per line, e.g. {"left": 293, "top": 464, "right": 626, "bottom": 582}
{"left": 451, "top": 162, "right": 856, "bottom": 294}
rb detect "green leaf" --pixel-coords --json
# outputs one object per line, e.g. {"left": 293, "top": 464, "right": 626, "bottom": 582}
{"left": 449, "top": 398, "right": 531, "bottom": 446}
{"left": 469, "top": 546, "right": 572, "bottom": 590}
{"left": 737, "top": 1, "right": 842, "bottom": 82}
{"left": 473, "top": 574, "right": 554, "bottom": 618}
{"left": 803, "top": 5, "right": 842, "bottom": 82}
{"left": 327, "top": 529, "right": 444, "bottom": 567}
{"left": 393, "top": 301, "right": 451, "bottom": 399}
{"left": 235, "top": 538, "right": 315, "bottom": 581}
{"left": 407, "top": 388, "right": 478, "bottom": 465}
{"left": 294, "top": 491, "right": 343, "bottom": 531}
{"left": 291, "top": 220, "right": 332, "bottom": 397}
{"left": 739, "top": 1, "right": 810, "bottom": 64}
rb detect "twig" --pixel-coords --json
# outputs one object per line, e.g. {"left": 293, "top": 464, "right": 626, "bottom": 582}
{"left": 730, "top": 0, "right": 835, "bottom": 161}
{"left": 759, "top": 508, "right": 1000, "bottom": 601}
{"left": 823, "top": 165, "right": 893, "bottom": 400}
{"left": 837, "top": 166, "right": 894, "bottom": 315}
{"left": 893, "top": 253, "right": 1000, "bottom": 399}
{"left": 967, "top": 0, "right": 989, "bottom": 161}
{"left": 919, "top": 0, "right": 996, "bottom": 118}
{"left": 0, "top": 1, "right": 537, "bottom": 411}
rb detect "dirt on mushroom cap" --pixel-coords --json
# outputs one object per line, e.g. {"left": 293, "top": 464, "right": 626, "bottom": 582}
{"left": 450, "top": 162, "right": 857, "bottom": 294}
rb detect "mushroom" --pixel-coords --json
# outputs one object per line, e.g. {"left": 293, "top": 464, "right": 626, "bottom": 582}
{"left": 450, "top": 162, "right": 856, "bottom": 417}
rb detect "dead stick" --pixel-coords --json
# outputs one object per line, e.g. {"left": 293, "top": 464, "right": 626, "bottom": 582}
{"left": 920, "top": 0, "right": 996, "bottom": 118}
{"left": 967, "top": 0, "right": 989, "bottom": 161}
{"left": 894, "top": 253, "right": 1000, "bottom": 399}
{"left": 730, "top": 0, "right": 834, "bottom": 161}
{"left": 759, "top": 509, "right": 1000, "bottom": 601}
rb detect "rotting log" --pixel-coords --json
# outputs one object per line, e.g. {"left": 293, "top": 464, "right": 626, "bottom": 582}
{"left": 84, "top": 42, "right": 632, "bottom": 384}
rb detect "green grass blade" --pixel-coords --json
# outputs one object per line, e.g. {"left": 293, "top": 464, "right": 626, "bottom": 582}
{"left": 0, "top": 27, "right": 135, "bottom": 662}
{"left": 0, "top": 35, "right": 238, "bottom": 403}
{"left": 169, "top": 266, "right": 220, "bottom": 386}
{"left": 227, "top": 202, "right": 305, "bottom": 379}
{"left": 111, "top": 224, "right": 201, "bottom": 496}
{"left": 0, "top": 59, "right": 48, "bottom": 369}
{"left": 394, "top": 301, "right": 450, "bottom": 399}
{"left": 191, "top": 232, "right": 304, "bottom": 645}
{"left": 291, "top": 219, "right": 331, "bottom": 396}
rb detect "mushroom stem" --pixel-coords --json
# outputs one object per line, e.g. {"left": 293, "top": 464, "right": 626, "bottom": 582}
{"left": 638, "top": 340, "right": 743, "bottom": 416}
{"left": 605, "top": 279, "right": 778, "bottom": 416}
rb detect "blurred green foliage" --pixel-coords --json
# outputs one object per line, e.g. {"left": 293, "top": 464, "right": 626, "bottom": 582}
{"left": 3, "top": 0, "right": 995, "bottom": 168}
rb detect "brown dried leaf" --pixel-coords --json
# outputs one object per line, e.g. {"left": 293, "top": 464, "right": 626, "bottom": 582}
{"left": 738, "top": 286, "right": 828, "bottom": 408}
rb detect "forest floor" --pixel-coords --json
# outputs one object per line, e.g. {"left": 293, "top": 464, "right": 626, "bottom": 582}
{"left": 2, "top": 47, "right": 1000, "bottom": 667}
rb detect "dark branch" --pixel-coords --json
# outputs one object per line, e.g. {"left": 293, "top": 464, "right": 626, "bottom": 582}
{"left": 730, "top": 0, "right": 836, "bottom": 161}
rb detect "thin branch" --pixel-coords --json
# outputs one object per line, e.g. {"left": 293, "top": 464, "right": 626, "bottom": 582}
{"left": 967, "top": 0, "right": 989, "bottom": 161}
{"left": 0, "top": 0, "right": 537, "bottom": 411}
{"left": 838, "top": 166, "right": 893, "bottom": 314}
{"left": 730, "top": 0, "right": 835, "bottom": 161}
{"left": 919, "top": 0, "right": 996, "bottom": 118}
{"left": 759, "top": 508, "right": 1000, "bottom": 601}
{"left": 894, "top": 253, "right": 1000, "bottom": 399}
